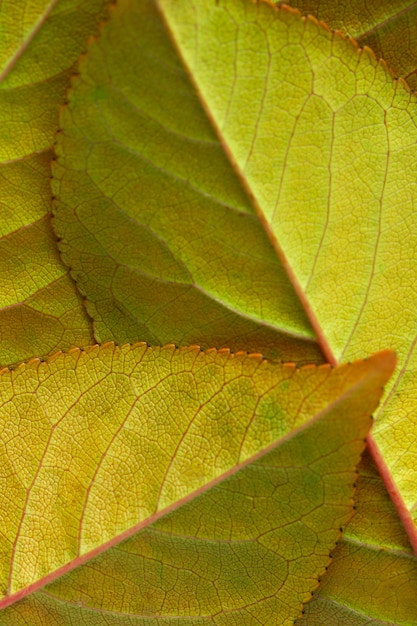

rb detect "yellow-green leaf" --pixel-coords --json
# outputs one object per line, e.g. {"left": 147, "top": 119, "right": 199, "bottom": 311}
{"left": 51, "top": 0, "right": 417, "bottom": 540}
{"left": 1, "top": 0, "right": 415, "bottom": 620}
{"left": 296, "top": 450, "right": 417, "bottom": 625}
{"left": 0, "top": 0, "right": 110, "bottom": 365}
{"left": 0, "top": 344, "right": 394, "bottom": 622}
{"left": 51, "top": 0, "right": 322, "bottom": 363}
{"left": 283, "top": 1, "right": 417, "bottom": 89}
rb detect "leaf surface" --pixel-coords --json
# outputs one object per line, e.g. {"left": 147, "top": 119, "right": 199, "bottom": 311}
{"left": 283, "top": 0, "right": 417, "bottom": 89}
{"left": 52, "top": 0, "right": 417, "bottom": 537}
{"left": 0, "top": 0, "right": 413, "bottom": 620}
{"left": 0, "top": 345, "right": 394, "bottom": 622}
{"left": 296, "top": 450, "right": 417, "bottom": 625}
{"left": 0, "top": 0, "right": 109, "bottom": 365}
{"left": 52, "top": 0, "right": 322, "bottom": 363}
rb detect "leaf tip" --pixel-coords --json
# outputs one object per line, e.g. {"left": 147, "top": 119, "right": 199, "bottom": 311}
{"left": 366, "top": 349, "right": 397, "bottom": 383}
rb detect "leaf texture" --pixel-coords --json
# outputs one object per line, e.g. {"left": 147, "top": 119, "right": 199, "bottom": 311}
{"left": 0, "top": 344, "right": 394, "bottom": 622}
{"left": 283, "top": 0, "right": 417, "bottom": 89}
{"left": 296, "top": 450, "right": 417, "bottom": 625}
{"left": 0, "top": 0, "right": 413, "bottom": 620}
{"left": 0, "top": 0, "right": 110, "bottom": 365}
{"left": 51, "top": 0, "right": 417, "bottom": 535}
{"left": 51, "top": 0, "right": 322, "bottom": 363}
{"left": 0, "top": 343, "right": 395, "bottom": 615}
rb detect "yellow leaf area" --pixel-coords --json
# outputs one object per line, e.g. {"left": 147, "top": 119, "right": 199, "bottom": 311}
{"left": 0, "top": 0, "right": 110, "bottom": 366}
{"left": 296, "top": 451, "right": 417, "bottom": 625}
{"left": 284, "top": 1, "right": 417, "bottom": 90}
{"left": 0, "top": 342, "right": 393, "bottom": 623}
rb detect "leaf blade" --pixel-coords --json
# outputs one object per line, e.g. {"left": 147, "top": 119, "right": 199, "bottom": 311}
{"left": 141, "top": 0, "right": 417, "bottom": 532}
{"left": 0, "top": 0, "right": 110, "bottom": 366}
{"left": 282, "top": 0, "right": 417, "bottom": 89}
{"left": 0, "top": 343, "right": 394, "bottom": 614}
{"left": 0, "top": 346, "right": 395, "bottom": 622}
{"left": 296, "top": 451, "right": 417, "bottom": 625}
{"left": 52, "top": 0, "right": 322, "bottom": 363}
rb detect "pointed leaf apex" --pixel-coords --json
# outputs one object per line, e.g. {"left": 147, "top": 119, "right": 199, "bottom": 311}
{"left": 364, "top": 349, "right": 397, "bottom": 385}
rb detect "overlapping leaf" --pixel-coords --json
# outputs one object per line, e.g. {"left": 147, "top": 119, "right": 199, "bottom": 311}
{"left": 296, "top": 450, "right": 417, "bottom": 625}
{"left": 0, "top": 344, "right": 394, "bottom": 622}
{"left": 283, "top": 0, "right": 417, "bottom": 89}
{"left": 0, "top": 0, "right": 110, "bottom": 366}
{"left": 51, "top": 0, "right": 322, "bottom": 364}
{"left": 0, "top": 0, "right": 415, "bottom": 621}
{"left": 52, "top": 0, "right": 417, "bottom": 539}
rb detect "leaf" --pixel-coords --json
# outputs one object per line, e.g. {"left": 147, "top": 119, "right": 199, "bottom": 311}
{"left": 0, "top": 344, "right": 394, "bottom": 622}
{"left": 0, "top": 0, "right": 414, "bottom": 620}
{"left": 51, "top": 0, "right": 417, "bottom": 540}
{"left": 283, "top": 1, "right": 417, "bottom": 89}
{"left": 0, "top": 0, "right": 110, "bottom": 366}
{"left": 296, "top": 450, "right": 417, "bottom": 625}
{"left": 51, "top": 0, "right": 322, "bottom": 364}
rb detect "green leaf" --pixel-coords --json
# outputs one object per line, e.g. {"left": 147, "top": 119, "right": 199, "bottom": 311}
{"left": 0, "top": 0, "right": 416, "bottom": 621}
{"left": 0, "top": 0, "right": 110, "bottom": 366}
{"left": 52, "top": 0, "right": 417, "bottom": 539}
{"left": 283, "top": 1, "right": 417, "bottom": 89}
{"left": 51, "top": 0, "right": 322, "bottom": 363}
{"left": 0, "top": 344, "right": 394, "bottom": 622}
{"left": 296, "top": 450, "right": 417, "bottom": 625}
